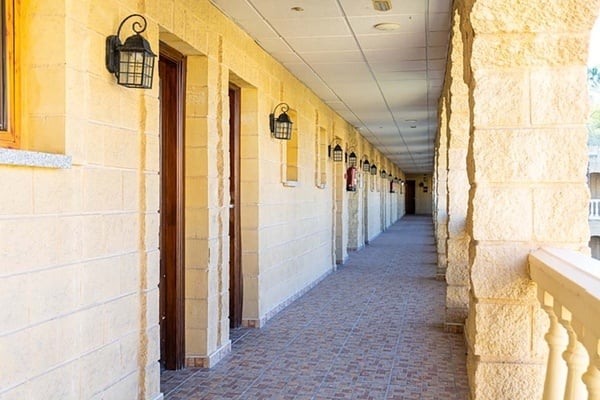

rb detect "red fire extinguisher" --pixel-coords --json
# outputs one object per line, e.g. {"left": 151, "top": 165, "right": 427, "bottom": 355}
{"left": 346, "top": 166, "right": 357, "bottom": 191}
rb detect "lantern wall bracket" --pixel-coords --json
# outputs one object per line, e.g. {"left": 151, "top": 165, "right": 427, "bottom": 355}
{"left": 105, "top": 14, "right": 156, "bottom": 89}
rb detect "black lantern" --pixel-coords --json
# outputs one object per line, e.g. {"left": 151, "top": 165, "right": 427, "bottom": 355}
{"left": 269, "top": 103, "right": 293, "bottom": 140}
{"left": 329, "top": 142, "right": 343, "bottom": 162}
{"left": 348, "top": 151, "right": 357, "bottom": 167}
{"left": 388, "top": 173, "right": 392, "bottom": 180}
{"left": 370, "top": 164, "right": 377, "bottom": 175}
{"left": 106, "top": 14, "right": 156, "bottom": 89}
{"left": 380, "top": 169, "right": 387, "bottom": 178}
{"left": 362, "top": 158, "right": 370, "bottom": 172}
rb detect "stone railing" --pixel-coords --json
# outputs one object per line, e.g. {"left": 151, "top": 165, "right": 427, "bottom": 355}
{"left": 590, "top": 199, "right": 600, "bottom": 220}
{"left": 529, "top": 248, "right": 600, "bottom": 399}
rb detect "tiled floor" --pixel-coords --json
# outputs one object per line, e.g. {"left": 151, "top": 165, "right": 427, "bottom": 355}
{"left": 161, "top": 215, "right": 469, "bottom": 399}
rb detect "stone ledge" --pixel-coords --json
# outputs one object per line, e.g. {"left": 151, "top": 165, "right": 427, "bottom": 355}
{"left": 0, "top": 148, "right": 72, "bottom": 169}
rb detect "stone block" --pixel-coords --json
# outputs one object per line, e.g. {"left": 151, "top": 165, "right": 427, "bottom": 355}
{"left": 185, "top": 327, "right": 208, "bottom": 355}
{"left": 28, "top": 362, "right": 78, "bottom": 400}
{"left": 472, "top": 69, "right": 529, "bottom": 128}
{"left": 531, "top": 68, "right": 589, "bottom": 125}
{"left": 0, "top": 167, "right": 33, "bottom": 215}
{"left": 470, "top": 1, "right": 598, "bottom": 33}
{"left": 470, "top": 244, "right": 537, "bottom": 300}
{"left": 473, "top": 128, "right": 588, "bottom": 183}
{"left": 533, "top": 185, "right": 590, "bottom": 242}
{"left": 470, "top": 359, "right": 545, "bottom": 400}
{"left": 471, "top": 33, "right": 588, "bottom": 69}
{"left": 471, "top": 186, "right": 532, "bottom": 241}
{"left": 472, "top": 302, "right": 533, "bottom": 358}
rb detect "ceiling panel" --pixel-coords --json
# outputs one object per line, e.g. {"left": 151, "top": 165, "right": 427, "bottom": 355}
{"left": 210, "top": 0, "right": 452, "bottom": 173}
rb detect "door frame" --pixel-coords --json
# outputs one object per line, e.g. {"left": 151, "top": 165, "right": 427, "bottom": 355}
{"left": 159, "top": 43, "right": 186, "bottom": 370}
{"left": 229, "top": 84, "right": 243, "bottom": 328}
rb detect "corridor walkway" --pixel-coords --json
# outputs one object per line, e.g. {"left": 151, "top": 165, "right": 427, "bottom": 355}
{"left": 161, "top": 215, "right": 469, "bottom": 399}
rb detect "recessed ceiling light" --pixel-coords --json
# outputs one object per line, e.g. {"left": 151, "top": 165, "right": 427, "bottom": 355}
{"left": 374, "top": 22, "right": 401, "bottom": 31}
{"left": 291, "top": 6, "right": 304, "bottom": 12}
{"left": 372, "top": 0, "right": 392, "bottom": 12}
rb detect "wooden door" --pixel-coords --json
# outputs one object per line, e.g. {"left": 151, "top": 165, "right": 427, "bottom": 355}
{"left": 159, "top": 44, "right": 186, "bottom": 370}
{"left": 405, "top": 180, "right": 416, "bottom": 215}
{"left": 229, "top": 85, "right": 243, "bottom": 328}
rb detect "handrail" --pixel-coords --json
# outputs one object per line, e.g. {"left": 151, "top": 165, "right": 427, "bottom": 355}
{"left": 529, "top": 248, "right": 600, "bottom": 399}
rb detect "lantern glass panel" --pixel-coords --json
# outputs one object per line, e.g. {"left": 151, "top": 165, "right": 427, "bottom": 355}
{"left": 362, "top": 160, "right": 370, "bottom": 172}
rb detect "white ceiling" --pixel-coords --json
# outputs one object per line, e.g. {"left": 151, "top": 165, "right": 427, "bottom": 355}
{"left": 209, "top": 0, "right": 451, "bottom": 174}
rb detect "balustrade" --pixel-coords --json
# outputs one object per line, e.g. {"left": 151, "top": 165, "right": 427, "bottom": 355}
{"left": 529, "top": 248, "right": 600, "bottom": 400}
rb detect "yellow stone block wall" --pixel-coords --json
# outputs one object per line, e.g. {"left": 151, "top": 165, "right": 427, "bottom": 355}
{"left": 0, "top": 0, "right": 405, "bottom": 398}
{"left": 443, "top": 6, "right": 471, "bottom": 327}
{"left": 434, "top": 99, "right": 448, "bottom": 277}
{"left": 451, "top": 0, "right": 599, "bottom": 398}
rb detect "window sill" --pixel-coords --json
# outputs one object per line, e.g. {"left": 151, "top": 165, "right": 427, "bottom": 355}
{"left": 283, "top": 180, "right": 299, "bottom": 188}
{"left": 0, "top": 148, "right": 72, "bottom": 169}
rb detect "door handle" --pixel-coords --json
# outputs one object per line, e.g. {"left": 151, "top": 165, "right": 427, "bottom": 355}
{"left": 229, "top": 204, "right": 235, "bottom": 209}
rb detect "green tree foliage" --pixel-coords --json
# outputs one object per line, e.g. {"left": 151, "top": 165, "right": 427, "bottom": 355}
{"left": 589, "top": 67, "right": 600, "bottom": 145}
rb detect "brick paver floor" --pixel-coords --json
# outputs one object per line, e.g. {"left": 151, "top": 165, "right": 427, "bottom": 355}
{"left": 161, "top": 215, "right": 469, "bottom": 399}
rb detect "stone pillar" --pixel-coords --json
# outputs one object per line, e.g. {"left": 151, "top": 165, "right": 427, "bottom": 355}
{"left": 435, "top": 98, "right": 448, "bottom": 278}
{"left": 445, "top": 7, "right": 470, "bottom": 329}
{"left": 458, "top": 0, "right": 597, "bottom": 398}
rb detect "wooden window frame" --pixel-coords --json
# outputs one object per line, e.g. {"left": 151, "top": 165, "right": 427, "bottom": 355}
{"left": 0, "top": 0, "right": 17, "bottom": 148}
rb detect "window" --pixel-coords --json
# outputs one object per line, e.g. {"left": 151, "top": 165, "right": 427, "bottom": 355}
{"left": 284, "top": 109, "right": 298, "bottom": 182}
{"left": 0, "top": 0, "right": 16, "bottom": 148}
{"left": 315, "top": 126, "right": 327, "bottom": 188}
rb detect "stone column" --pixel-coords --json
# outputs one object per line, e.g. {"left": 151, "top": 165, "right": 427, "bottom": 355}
{"left": 445, "top": 7, "right": 471, "bottom": 329}
{"left": 458, "top": 0, "right": 597, "bottom": 398}
{"left": 434, "top": 97, "right": 448, "bottom": 278}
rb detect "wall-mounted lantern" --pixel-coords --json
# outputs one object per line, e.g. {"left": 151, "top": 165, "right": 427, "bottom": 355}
{"left": 380, "top": 169, "right": 387, "bottom": 178}
{"left": 370, "top": 164, "right": 377, "bottom": 176}
{"left": 269, "top": 103, "right": 293, "bottom": 140}
{"left": 347, "top": 151, "right": 357, "bottom": 167}
{"left": 106, "top": 14, "right": 156, "bottom": 89}
{"left": 329, "top": 140, "right": 344, "bottom": 162}
{"left": 388, "top": 173, "right": 392, "bottom": 180}
{"left": 361, "top": 156, "right": 370, "bottom": 172}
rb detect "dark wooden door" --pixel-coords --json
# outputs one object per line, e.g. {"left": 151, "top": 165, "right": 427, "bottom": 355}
{"left": 405, "top": 180, "right": 416, "bottom": 215}
{"left": 229, "top": 85, "right": 243, "bottom": 328}
{"left": 159, "top": 44, "right": 186, "bottom": 371}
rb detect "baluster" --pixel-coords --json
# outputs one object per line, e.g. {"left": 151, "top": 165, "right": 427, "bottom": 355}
{"left": 583, "top": 360, "right": 600, "bottom": 400}
{"left": 540, "top": 294, "right": 568, "bottom": 400}
{"left": 561, "top": 314, "right": 589, "bottom": 400}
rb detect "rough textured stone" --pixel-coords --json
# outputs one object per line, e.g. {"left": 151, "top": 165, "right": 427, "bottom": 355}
{"left": 468, "top": 0, "right": 600, "bottom": 33}
{"left": 471, "top": 186, "right": 533, "bottom": 241}
{"left": 471, "top": 69, "right": 530, "bottom": 128}
{"left": 472, "top": 129, "right": 588, "bottom": 183}
{"left": 468, "top": 354, "right": 545, "bottom": 400}
{"left": 532, "top": 185, "right": 590, "bottom": 242}
{"left": 470, "top": 244, "right": 537, "bottom": 300}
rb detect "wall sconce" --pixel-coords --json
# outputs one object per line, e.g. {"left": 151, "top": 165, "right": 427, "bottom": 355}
{"left": 370, "top": 164, "right": 377, "bottom": 175}
{"left": 347, "top": 151, "right": 357, "bottom": 167}
{"left": 361, "top": 156, "right": 370, "bottom": 172}
{"left": 269, "top": 103, "right": 293, "bottom": 140}
{"left": 106, "top": 14, "right": 156, "bottom": 89}
{"left": 388, "top": 173, "right": 392, "bottom": 180}
{"left": 328, "top": 140, "right": 344, "bottom": 162}
{"left": 380, "top": 169, "right": 387, "bottom": 178}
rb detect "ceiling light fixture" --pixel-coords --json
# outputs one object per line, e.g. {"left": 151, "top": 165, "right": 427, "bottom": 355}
{"left": 374, "top": 22, "right": 401, "bottom": 31}
{"left": 372, "top": 0, "right": 392, "bottom": 12}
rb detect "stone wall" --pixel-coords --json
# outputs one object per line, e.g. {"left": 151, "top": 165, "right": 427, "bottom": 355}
{"left": 447, "top": 1, "right": 598, "bottom": 398}
{"left": 0, "top": 1, "right": 405, "bottom": 398}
